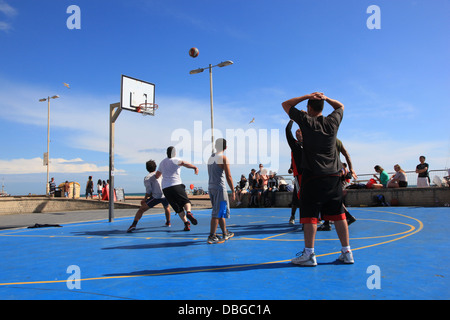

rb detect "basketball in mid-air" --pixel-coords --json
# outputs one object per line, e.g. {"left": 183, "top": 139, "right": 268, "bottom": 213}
{"left": 189, "top": 47, "right": 199, "bottom": 58}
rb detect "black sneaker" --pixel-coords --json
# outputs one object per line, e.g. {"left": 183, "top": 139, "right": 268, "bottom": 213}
{"left": 126, "top": 226, "right": 136, "bottom": 233}
{"left": 186, "top": 212, "right": 198, "bottom": 225}
{"left": 347, "top": 215, "right": 357, "bottom": 226}
{"left": 184, "top": 221, "right": 191, "bottom": 231}
{"left": 317, "top": 223, "right": 331, "bottom": 231}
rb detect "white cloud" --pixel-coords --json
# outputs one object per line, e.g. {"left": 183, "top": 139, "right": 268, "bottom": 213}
{"left": 0, "top": 157, "right": 118, "bottom": 175}
{"left": 0, "top": 77, "right": 447, "bottom": 181}
{"left": 0, "top": 20, "right": 12, "bottom": 31}
{"left": 0, "top": 0, "right": 17, "bottom": 32}
{"left": 0, "top": 0, "right": 17, "bottom": 16}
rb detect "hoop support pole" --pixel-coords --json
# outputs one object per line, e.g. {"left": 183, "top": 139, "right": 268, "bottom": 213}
{"left": 109, "top": 102, "right": 121, "bottom": 222}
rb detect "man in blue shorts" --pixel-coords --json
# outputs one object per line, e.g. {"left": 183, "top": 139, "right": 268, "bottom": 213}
{"left": 127, "top": 160, "right": 171, "bottom": 233}
{"left": 207, "top": 138, "right": 235, "bottom": 244}
{"left": 282, "top": 92, "right": 353, "bottom": 266}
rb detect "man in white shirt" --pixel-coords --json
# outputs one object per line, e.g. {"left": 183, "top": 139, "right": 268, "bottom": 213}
{"left": 155, "top": 146, "right": 199, "bottom": 231}
{"left": 127, "top": 160, "right": 171, "bottom": 233}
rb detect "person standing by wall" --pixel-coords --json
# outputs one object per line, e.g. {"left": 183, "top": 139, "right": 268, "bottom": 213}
{"left": 416, "top": 156, "right": 430, "bottom": 187}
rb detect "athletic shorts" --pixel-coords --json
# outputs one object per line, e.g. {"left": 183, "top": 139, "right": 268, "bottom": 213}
{"left": 209, "top": 187, "right": 230, "bottom": 219}
{"left": 299, "top": 171, "right": 345, "bottom": 224}
{"left": 162, "top": 184, "right": 191, "bottom": 214}
{"left": 291, "top": 175, "right": 302, "bottom": 207}
{"left": 145, "top": 196, "right": 169, "bottom": 209}
{"left": 398, "top": 181, "right": 408, "bottom": 188}
{"left": 417, "top": 177, "right": 429, "bottom": 187}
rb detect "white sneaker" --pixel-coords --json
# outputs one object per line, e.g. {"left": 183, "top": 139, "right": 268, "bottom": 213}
{"left": 289, "top": 216, "right": 295, "bottom": 225}
{"left": 291, "top": 250, "right": 317, "bottom": 267}
{"left": 338, "top": 250, "right": 354, "bottom": 264}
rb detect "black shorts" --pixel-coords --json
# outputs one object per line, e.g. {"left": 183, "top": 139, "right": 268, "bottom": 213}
{"left": 291, "top": 175, "right": 302, "bottom": 207}
{"left": 299, "top": 171, "right": 345, "bottom": 224}
{"left": 162, "top": 184, "right": 191, "bottom": 214}
{"left": 145, "top": 196, "right": 169, "bottom": 209}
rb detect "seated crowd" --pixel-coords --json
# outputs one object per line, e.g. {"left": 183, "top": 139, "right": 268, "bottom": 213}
{"left": 235, "top": 164, "right": 290, "bottom": 207}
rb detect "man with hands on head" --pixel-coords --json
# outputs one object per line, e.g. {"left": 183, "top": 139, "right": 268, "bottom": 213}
{"left": 282, "top": 92, "right": 353, "bottom": 266}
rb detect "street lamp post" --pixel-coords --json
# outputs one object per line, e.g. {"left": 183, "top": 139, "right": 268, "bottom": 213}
{"left": 190, "top": 60, "right": 233, "bottom": 152}
{"left": 39, "top": 95, "right": 59, "bottom": 195}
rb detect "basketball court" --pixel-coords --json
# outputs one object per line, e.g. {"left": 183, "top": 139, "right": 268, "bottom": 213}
{"left": 0, "top": 206, "right": 448, "bottom": 300}
{"left": 2, "top": 76, "right": 446, "bottom": 302}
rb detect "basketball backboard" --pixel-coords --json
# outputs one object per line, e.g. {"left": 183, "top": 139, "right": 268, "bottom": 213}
{"left": 120, "top": 75, "right": 155, "bottom": 114}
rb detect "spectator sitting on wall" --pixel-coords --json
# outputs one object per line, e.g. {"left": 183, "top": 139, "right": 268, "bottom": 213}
{"left": 387, "top": 164, "right": 408, "bottom": 188}
{"left": 372, "top": 165, "right": 389, "bottom": 189}
{"left": 249, "top": 173, "right": 263, "bottom": 207}
{"left": 235, "top": 175, "right": 249, "bottom": 206}
{"left": 263, "top": 171, "right": 278, "bottom": 207}
{"left": 443, "top": 169, "right": 450, "bottom": 187}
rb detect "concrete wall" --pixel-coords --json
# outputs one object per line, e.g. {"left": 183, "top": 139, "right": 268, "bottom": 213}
{"left": 1, "top": 187, "right": 448, "bottom": 215}
{"left": 344, "top": 187, "right": 450, "bottom": 207}
{"left": 0, "top": 198, "right": 136, "bottom": 215}
{"left": 231, "top": 187, "right": 449, "bottom": 208}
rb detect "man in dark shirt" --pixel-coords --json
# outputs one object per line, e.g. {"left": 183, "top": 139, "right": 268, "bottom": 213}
{"left": 282, "top": 92, "right": 353, "bottom": 266}
{"left": 415, "top": 155, "right": 430, "bottom": 187}
{"left": 286, "top": 120, "right": 303, "bottom": 225}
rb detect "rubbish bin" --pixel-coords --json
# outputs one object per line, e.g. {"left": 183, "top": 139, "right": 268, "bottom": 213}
{"left": 55, "top": 188, "right": 62, "bottom": 197}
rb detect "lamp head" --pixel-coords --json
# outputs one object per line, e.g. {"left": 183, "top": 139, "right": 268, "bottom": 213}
{"left": 217, "top": 60, "right": 233, "bottom": 67}
{"left": 189, "top": 68, "right": 204, "bottom": 75}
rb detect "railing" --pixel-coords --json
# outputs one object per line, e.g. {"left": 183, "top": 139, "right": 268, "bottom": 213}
{"left": 278, "top": 169, "right": 450, "bottom": 188}
{"left": 352, "top": 169, "right": 449, "bottom": 187}
{"left": 188, "top": 169, "right": 449, "bottom": 193}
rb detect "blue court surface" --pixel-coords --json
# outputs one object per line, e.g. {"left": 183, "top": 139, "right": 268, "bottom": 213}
{"left": 0, "top": 207, "right": 448, "bottom": 301}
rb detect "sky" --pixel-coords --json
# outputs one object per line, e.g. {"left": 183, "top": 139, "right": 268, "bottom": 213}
{"left": 0, "top": 0, "right": 449, "bottom": 195}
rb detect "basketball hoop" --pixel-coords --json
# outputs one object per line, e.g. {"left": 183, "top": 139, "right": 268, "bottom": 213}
{"left": 137, "top": 103, "right": 158, "bottom": 116}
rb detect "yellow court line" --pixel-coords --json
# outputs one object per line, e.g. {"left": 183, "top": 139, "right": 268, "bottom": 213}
{"left": 254, "top": 218, "right": 415, "bottom": 241}
{"left": 0, "top": 209, "right": 424, "bottom": 287}
{"left": 0, "top": 233, "right": 198, "bottom": 241}
{"left": 0, "top": 218, "right": 412, "bottom": 242}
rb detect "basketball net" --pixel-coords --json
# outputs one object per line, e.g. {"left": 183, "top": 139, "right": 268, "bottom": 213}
{"left": 137, "top": 103, "right": 158, "bottom": 116}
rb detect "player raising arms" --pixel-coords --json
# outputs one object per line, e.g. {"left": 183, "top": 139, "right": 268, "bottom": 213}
{"left": 155, "top": 146, "right": 199, "bottom": 231}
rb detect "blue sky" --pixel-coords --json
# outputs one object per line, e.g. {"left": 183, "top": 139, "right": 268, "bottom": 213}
{"left": 0, "top": 0, "right": 449, "bottom": 195}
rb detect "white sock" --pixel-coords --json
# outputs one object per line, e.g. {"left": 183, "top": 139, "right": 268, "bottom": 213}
{"left": 341, "top": 246, "right": 351, "bottom": 253}
{"left": 304, "top": 247, "right": 314, "bottom": 255}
